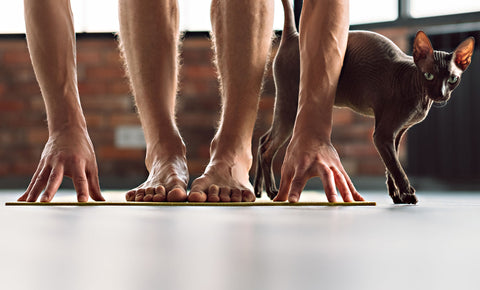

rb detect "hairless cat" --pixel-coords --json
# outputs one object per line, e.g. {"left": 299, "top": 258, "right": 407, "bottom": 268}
{"left": 254, "top": 0, "right": 475, "bottom": 204}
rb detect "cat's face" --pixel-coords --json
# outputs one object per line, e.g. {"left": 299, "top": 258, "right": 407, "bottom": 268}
{"left": 413, "top": 31, "right": 475, "bottom": 105}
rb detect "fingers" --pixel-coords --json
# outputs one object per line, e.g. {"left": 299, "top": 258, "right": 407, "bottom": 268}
{"left": 287, "top": 174, "right": 307, "bottom": 203}
{"left": 340, "top": 167, "right": 365, "bottom": 201}
{"left": 26, "top": 166, "right": 51, "bottom": 202}
{"left": 40, "top": 165, "right": 65, "bottom": 202}
{"left": 318, "top": 166, "right": 338, "bottom": 203}
{"left": 18, "top": 161, "right": 44, "bottom": 201}
{"left": 86, "top": 167, "right": 105, "bottom": 201}
{"left": 276, "top": 162, "right": 361, "bottom": 203}
{"left": 71, "top": 162, "right": 90, "bottom": 202}
{"left": 275, "top": 166, "right": 294, "bottom": 202}
{"left": 331, "top": 167, "right": 353, "bottom": 202}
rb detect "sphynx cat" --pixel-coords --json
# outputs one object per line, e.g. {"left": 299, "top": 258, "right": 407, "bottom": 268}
{"left": 254, "top": 0, "right": 475, "bottom": 204}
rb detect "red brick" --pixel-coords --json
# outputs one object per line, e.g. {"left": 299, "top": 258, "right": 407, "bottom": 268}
{"left": 357, "top": 158, "right": 385, "bottom": 175}
{"left": 182, "top": 38, "right": 212, "bottom": 49}
{"left": 0, "top": 100, "right": 25, "bottom": 112}
{"left": 196, "top": 144, "right": 211, "bottom": 159}
{"left": 258, "top": 96, "right": 275, "bottom": 110}
{"left": 0, "top": 40, "right": 28, "bottom": 51}
{"left": 108, "top": 114, "right": 140, "bottom": 126}
{"left": 14, "top": 82, "right": 41, "bottom": 97}
{"left": 187, "top": 160, "right": 206, "bottom": 176}
{"left": 176, "top": 113, "right": 216, "bottom": 128}
{"left": 336, "top": 142, "right": 378, "bottom": 158}
{"left": 11, "top": 162, "right": 39, "bottom": 176}
{"left": 333, "top": 108, "right": 354, "bottom": 125}
{"left": 85, "top": 113, "right": 106, "bottom": 128}
{"left": 0, "top": 162, "right": 9, "bottom": 176}
{"left": 30, "top": 97, "right": 46, "bottom": 111}
{"left": 104, "top": 50, "right": 123, "bottom": 65}
{"left": 78, "top": 82, "right": 109, "bottom": 95}
{"left": 82, "top": 95, "right": 131, "bottom": 112}
{"left": 2, "top": 50, "right": 31, "bottom": 64}
{"left": 76, "top": 38, "right": 117, "bottom": 49}
{"left": 77, "top": 50, "right": 103, "bottom": 65}
{"left": 97, "top": 146, "right": 145, "bottom": 160}
{"left": 27, "top": 128, "right": 48, "bottom": 145}
{"left": 107, "top": 81, "right": 130, "bottom": 95}
{"left": 182, "top": 65, "right": 217, "bottom": 80}
{"left": 86, "top": 66, "right": 126, "bottom": 81}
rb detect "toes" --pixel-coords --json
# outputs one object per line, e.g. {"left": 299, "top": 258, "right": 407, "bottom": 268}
{"left": 152, "top": 186, "right": 166, "bottom": 202}
{"left": 188, "top": 186, "right": 207, "bottom": 202}
{"left": 166, "top": 187, "right": 187, "bottom": 202}
{"left": 143, "top": 187, "right": 154, "bottom": 202}
{"left": 126, "top": 190, "right": 136, "bottom": 201}
{"left": 207, "top": 185, "right": 220, "bottom": 202}
{"left": 230, "top": 188, "right": 242, "bottom": 202}
{"left": 134, "top": 188, "right": 146, "bottom": 202}
{"left": 242, "top": 189, "right": 256, "bottom": 202}
{"left": 219, "top": 187, "right": 231, "bottom": 202}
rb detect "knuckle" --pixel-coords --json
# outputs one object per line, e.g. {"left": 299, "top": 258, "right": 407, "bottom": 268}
{"left": 49, "top": 171, "right": 62, "bottom": 180}
{"left": 319, "top": 169, "right": 331, "bottom": 181}
{"left": 35, "top": 174, "right": 48, "bottom": 183}
{"left": 291, "top": 177, "right": 305, "bottom": 190}
{"left": 73, "top": 176, "right": 88, "bottom": 184}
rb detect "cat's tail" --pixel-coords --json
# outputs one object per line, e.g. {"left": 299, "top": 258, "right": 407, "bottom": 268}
{"left": 280, "top": 0, "right": 298, "bottom": 37}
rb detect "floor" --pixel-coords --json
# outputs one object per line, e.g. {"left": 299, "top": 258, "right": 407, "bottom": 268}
{"left": 1, "top": 189, "right": 480, "bottom": 290}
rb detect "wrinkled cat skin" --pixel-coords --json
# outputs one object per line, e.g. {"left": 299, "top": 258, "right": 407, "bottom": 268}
{"left": 254, "top": 0, "right": 475, "bottom": 204}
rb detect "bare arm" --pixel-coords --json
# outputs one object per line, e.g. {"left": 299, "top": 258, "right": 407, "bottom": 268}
{"left": 18, "top": 0, "right": 104, "bottom": 202}
{"left": 275, "top": 0, "right": 364, "bottom": 202}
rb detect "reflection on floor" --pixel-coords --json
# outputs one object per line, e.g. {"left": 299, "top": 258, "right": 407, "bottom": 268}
{"left": 1, "top": 189, "right": 480, "bottom": 290}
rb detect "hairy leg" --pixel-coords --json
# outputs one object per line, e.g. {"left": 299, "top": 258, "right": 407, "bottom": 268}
{"left": 188, "top": 0, "right": 274, "bottom": 202}
{"left": 119, "top": 0, "right": 188, "bottom": 202}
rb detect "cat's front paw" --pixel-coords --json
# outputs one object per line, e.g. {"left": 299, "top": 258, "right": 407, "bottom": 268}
{"left": 266, "top": 189, "right": 278, "bottom": 200}
{"left": 388, "top": 185, "right": 402, "bottom": 203}
{"left": 397, "top": 186, "right": 418, "bottom": 204}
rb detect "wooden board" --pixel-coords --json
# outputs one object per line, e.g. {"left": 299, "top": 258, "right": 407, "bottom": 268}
{"left": 5, "top": 201, "right": 375, "bottom": 207}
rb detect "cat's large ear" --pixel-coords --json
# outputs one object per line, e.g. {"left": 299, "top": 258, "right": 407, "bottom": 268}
{"left": 413, "top": 31, "right": 434, "bottom": 70}
{"left": 453, "top": 37, "right": 475, "bottom": 71}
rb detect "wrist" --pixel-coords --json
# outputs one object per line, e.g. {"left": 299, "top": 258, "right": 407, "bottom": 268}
{"left": 293, "top": 103, "right": 333, "bottom": 141}
{"left": 48, "top": 111, "right": 88, "bottom": 136}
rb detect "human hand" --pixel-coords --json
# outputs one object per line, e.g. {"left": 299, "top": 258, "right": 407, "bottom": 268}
{"left": 18, "top": 129, "right": 104, "bottom": 202}
{"left": 275, "top": 133, "right": 364, "bottom": 203}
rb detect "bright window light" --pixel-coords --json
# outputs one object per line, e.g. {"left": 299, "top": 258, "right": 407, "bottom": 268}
{"left": 6, "top": 0, "right": 477, "bottom": 34}
{"left": 350, "top": 0, "right": 398, "bottom": 25}
{"left": 0, "top": 0, "right": 286, "bottom": 34}
{"left": 410, "top": 0, "right": 480, "bottom": 18}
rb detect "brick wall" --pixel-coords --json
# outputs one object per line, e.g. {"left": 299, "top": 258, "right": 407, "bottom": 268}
{"left": 0, "top": 30, "right": 408, "bottom": 189}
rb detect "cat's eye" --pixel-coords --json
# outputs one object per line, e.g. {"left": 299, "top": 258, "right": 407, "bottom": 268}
{"left": 424, "top": 72, "right": 434, "bottom": 81}
{"left": 448, "top": 75, "right": 459, "bottom": 84}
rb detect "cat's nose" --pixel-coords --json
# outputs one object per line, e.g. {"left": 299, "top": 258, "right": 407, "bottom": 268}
{"left": 441, "top": 83, "right": 448, "bottom": 97}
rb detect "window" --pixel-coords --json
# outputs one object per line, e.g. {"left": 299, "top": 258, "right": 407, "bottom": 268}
{"left": 1, "top": 1, "right": 479, "bottom": 34}
{"left": 0, "top": 0, "right": 286, "bottom": 34}
{"left": 409, "top": 0, "right": 480, "bottom": 18}
{"left": 350, "top": 0, "right": 398, "bottom": 25}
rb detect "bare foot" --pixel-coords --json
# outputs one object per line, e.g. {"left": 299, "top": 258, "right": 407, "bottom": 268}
{"left": 126, "top": 154, "right": 188, "bottom": 202}
{"left": 188, "top": 149, "right": 256, "bottom": 202}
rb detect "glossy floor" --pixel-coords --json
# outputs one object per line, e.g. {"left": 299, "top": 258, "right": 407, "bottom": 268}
{"left": 1, "top": 190, "right": 480, "bottom": 290}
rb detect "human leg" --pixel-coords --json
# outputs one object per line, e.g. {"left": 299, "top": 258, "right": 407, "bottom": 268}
{"left": 188, "top": 0, "right": 274, "bottom": 202}
{"left": 118, "top": 0, "right": 188, "bottom": 202}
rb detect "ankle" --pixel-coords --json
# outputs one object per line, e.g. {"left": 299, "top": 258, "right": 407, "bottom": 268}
{"left": 145, "top": 135, "right": 186, "bottom": 170}
{"left": 209, "top": 136, "right": 253, "bottom": 168}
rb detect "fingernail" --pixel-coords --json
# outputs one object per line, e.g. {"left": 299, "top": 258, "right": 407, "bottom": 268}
{"left": 288, "top": 196, "right": 299, "bottom": 203}
{"left": 78, "top": 195, "right": 88, "bottom": 202}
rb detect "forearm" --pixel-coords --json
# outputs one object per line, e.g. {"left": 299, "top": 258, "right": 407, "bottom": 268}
{"left": 294, "top": 0, "right": 349, "bottom": 140}
{"left": 24, "top": 0, "right": 86, "bottom": 134}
